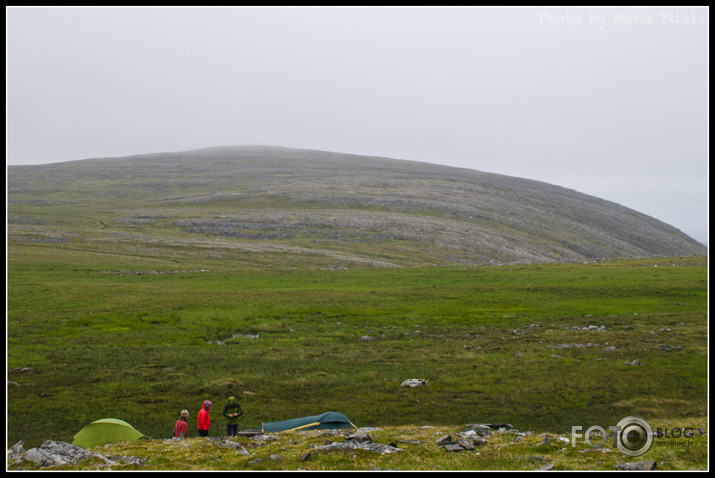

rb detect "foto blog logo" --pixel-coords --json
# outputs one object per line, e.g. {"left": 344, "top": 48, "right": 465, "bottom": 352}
{"left": 572, "top": 416, "right": 654, "bottom": 457}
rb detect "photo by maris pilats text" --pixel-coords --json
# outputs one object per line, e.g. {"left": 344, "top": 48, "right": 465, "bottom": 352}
{"left": 538, "top": 9, "right": 706, "bottom": 30}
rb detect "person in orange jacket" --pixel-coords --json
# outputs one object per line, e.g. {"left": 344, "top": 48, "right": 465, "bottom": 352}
{"left": 197, "top": 400, "right": 212, "bottom": 437}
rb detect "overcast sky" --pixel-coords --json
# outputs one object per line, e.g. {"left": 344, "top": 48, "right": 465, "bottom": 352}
{"left": 6, "top": 6, "right": 709, "bottom": 243}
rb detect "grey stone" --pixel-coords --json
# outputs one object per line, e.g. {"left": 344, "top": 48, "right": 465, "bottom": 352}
{"left": 488, "top": 423, "right": 515, "bottom": 430}
{"left": 436, "top": 434, "right": 453, "bottom": 446}
{"left": 443, "top": 444, "right": 465, "bottom": 453}
{"left": 22, "top": 448, "right": 71, "bottom": 467}
{"left": 471, "top": 435, "right": 488, "bottom": 446}
{"left": 469, "top": 424, "right": 492, "bottom": 437}
{"left": 214, "top": 440, "right": 244, "bottom": 450}
{"left": 21, "top": 440, "right": 117, "bottom": 468}
{"left": 615, "top": 460, "right": 657, "bottom": 470}
{"left": 346, "top": 431, "right": 372, "bottom": 442}
{"left": 7, "top": 440, "right": 24, "bottom": 458}
{"left": 400, "top": 378, "right": 429, "bottom": 388}
{"left": 456, "top": 439, "right": 474, "bottom": 450}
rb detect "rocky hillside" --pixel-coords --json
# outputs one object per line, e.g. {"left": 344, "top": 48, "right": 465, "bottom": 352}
{"left": 7, "top": 145, "right": 706, "bottom": 267}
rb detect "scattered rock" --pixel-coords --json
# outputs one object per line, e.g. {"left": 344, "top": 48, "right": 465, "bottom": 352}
{"left": 615, "top": 460, "right": 657, "bottom": 470}
{"left": 105, "top": 455, "right": 149, "bottom": 466}
{"left": 536, "top": 463, "right": 555, "bottom": 470}
{"left": 578, "top": 447, "right": 613, "bottom": 454}
{"left": 400, "top": 379, "right": 429, "bottom": 388}
{"left": 8, "top": 367, "right": 36, "bottom": 374}
{"left": 457, "top": 430, "right": 488, "bottom": 446}
{"left": 571, "top": 325, "right": 606, "bottom": 332}
{"left": 360, "top": 335, "right": 375, "bottom": 342}
{"left": 314, "top": 440, "right": 401, "bottom": 455}
{"left": 625, "top": 359, "right": 642, "bottom": 366}
{"left": 355, "top": 427, "right": 381, "bottom": 433}
{"left": 661, "top": 345, "right": 684, "bottom": 351}
{"left": 549, "top": 343, "right": 603, "bottom": 350}
{"left": 436, "top": 430, "right": 489, "bottom": 452}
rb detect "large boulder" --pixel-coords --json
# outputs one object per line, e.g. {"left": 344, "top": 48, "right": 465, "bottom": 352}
{"left": 20, "top": 441, "right": 116, "bottom": 468}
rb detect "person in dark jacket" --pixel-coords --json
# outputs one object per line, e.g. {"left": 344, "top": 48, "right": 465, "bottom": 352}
{"left": 222, "top": 396, "right": 243, "bottom": 437}
{"left": 198, "top": 400, "right": 212, "bottom": 437}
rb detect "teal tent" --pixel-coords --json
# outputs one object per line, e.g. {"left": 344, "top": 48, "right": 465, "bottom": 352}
{"left": 261, "top": 412, "right": 356, "bottom": 433}
{"left": 73, "top": 418, "right": 146, "bottom": 448}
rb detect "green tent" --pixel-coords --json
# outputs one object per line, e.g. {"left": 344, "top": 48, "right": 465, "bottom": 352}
{"left": 261, "top": 412, "right": 356, "bottom": 433}
{"left": 72, "top": 418, "right": 146, "bottom": 448}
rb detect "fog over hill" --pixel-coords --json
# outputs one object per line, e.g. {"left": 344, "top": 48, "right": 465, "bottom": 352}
{"left": 7, "top": 146, "right": 706, "bottom": 268}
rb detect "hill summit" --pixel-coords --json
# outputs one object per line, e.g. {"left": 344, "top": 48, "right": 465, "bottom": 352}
{"left": 7, "top": 145, "right": 706, "bottom": 268}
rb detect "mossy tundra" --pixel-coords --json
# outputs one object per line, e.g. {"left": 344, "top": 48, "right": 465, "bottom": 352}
{"left": 6, "top": 147, "right": 708, "bottom": 470}
{"left": 7, "top": 249, "right": 707, "bottom": 470}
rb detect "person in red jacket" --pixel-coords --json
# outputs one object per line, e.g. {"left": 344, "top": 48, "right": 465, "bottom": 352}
{"left": 198, "top": 400, "right": 212, "bottom": 437}
{"left": 174, "top": 409, "right": 189, "bottom": 438}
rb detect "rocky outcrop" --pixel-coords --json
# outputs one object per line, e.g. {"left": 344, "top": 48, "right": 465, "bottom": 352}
{"left": 10, "top": 440, "right": 117, "bottom": 468}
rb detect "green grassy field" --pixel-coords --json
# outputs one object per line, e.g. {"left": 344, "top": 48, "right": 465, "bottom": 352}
{"left": 7, "top": 237, "right": 708, "bottom": 470}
